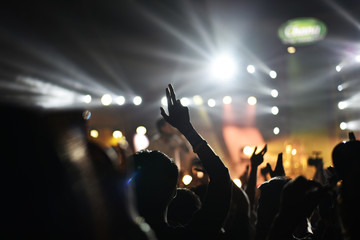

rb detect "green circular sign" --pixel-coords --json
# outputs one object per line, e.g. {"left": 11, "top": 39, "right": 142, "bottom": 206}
{"left": 278, "top": 18, "right": 327, "bottom": 45}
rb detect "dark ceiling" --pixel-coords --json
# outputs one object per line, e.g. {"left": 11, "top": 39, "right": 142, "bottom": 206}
{"left": 0, "top": 0, "right": 359, "bottom": 140}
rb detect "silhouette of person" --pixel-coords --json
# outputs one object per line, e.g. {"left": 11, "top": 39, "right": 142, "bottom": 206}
{"left": 127, "top": 84, "right": 232, "bottom": 240}
{"left": 148, "top": 118, "right": 195, "bottom": 177}
{"left": 167, "top": 188, "right": 202, "bottom": 227}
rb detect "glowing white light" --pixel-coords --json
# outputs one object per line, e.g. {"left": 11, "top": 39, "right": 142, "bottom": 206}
{"left": 101, "top": 94, "right": 112, "bottom": 106}
{"left": 269, "top": 70, "right": 277, "bottom": 79}
{"left": 115, "top": 96, "right": 125, "bottom": 105}
{"left": 291, "top": 149, "right": 297, "bottom": 155}
{"left": 243, "top": 146, "right": 253, "bottom": 156}
{"left": 161, "top": 96, "right": 167, "bottom": 106}
{"left": 133, "top": 134, "right": 150, "bottom": 152}
{"left": 113, "top": 130, "right": 123, "bottom": 139}
{"left": 193, "top": 95, "right": 203, "bottom": 105}
{"left": 223, "top": 96, "right": 232, "bottom": 104}
{"left": 337, "top": 85, "right": 343, "bottom": 91}
{"left": 273, "top": 127, "right": 280, "bottom": 135}
{"left": 81, "top": 95, "right": 92, "bottom": 104}
{"left": 233, "top": 179, "right": 242, "bottom": 188}
{"left": 340, "top": 122, "right": 347, "bottom": 130}
{"left": 271, "top": 106, "right": 279, "bottom": 115}
{"left": 336, "top": 65, "right": 342, "bottom": 72}
{"left": 287, "top": 46, "right": 296, "bottom": 54}
{"left": 247, "top": 96, "right": 257, "bottom": 105}
{"left": 338, "top": 101, "right": 348, "bottom": 110}
{"left": 133, "top": 96, "right": 142, "bottom": 106}
{"left": 210, "top": 54, "right": 237, "bottom": 79}
{"left": 180, "top": 97, "right": 190, "bottom": 106}
{"left": 136, "top": 126, "right": 147, "bottom": 135}
{"left": 207, "top": 99, "right": 216, "bottom": 107}
{"left": 247, "top": 65, "right": 255, "bottom": 74}
{"left": 271, "top": 89, "right": 279, "bottom": 98}
{"left": 355, "top": 55, "right": 360, "bottom": 62}
{"left": 90, "top": 130, "right": 99, "bottom": 138}
{"left": 182, "top": 175, "right": 193, "bottom": 185}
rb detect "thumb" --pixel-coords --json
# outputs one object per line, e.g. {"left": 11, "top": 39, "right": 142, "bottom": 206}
{"left": 160, "top": 107, "right": 169, "bottom": 122}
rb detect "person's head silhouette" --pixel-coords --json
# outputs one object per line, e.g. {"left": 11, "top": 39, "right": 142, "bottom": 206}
{"left": 128, "top": 150, "right": 179, "bottom": 224}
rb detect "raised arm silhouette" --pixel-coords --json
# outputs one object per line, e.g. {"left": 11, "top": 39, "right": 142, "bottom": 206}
{"left": 127, "top": 84, "right": 232, "bottom": 240}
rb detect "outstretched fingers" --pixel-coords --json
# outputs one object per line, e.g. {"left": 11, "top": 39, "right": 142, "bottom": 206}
{"left": 168, "top": 84, "right": 177, "bottom": 104}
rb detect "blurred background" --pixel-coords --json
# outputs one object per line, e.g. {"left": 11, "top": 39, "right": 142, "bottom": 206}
{"left": 1, "top": 0, "right": 359, "bottom": 185}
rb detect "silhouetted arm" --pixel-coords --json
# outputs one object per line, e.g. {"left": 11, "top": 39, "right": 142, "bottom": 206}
{"left": 246, "top": 145, "right": 267, "bottom": 211}
{"left": 161, "top": 84, "right": 231, "bottom": 237}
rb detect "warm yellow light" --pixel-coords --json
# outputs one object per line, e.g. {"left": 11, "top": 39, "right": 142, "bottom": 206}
{"left": 193, "top": 95, "right": 203, "bottom": 105}
{"left": 90, "top": 129, "right": 99, "bottom": 138}
{"left": 136, "top": 126, "right": 147, "bottom": 135}
{"left": 113, "top": 130, "right": 123, "bottom": 138}
{"left": 286, "top": 144, "right": 292, "bottom": 154}
{"left": 182, "top": 175, "right": 193, "bottom": 185}
{"left": 243, "top": 146, "right": 253, "bottom": 156}
{"left": 196, "top": 171, "right": 204, "bottom": 178}
{"left": 233, "top": 179, "right": 242, "bottom": 188}
{"left": 291, "top": 149, "right": 297, "bottom": 155}
{"left": 287, "top": 46, "right": 296, "bottom": 54}
{"left": 101, "top": 94, "right": 112, "bottom": 106}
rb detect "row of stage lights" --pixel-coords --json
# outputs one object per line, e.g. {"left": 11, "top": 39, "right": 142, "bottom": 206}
{"left": 81, "top": 88, "right": 280, "bottom": 108}
{"left": 335, "top": 55, "right": 360, "bottom": 131}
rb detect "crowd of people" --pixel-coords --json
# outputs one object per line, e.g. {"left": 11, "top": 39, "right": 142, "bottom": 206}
{"left": 2, "top": 84, "right": 359, "bottom": 240}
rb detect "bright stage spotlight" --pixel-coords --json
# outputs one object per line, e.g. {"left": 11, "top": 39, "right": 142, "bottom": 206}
{"left": 210, "top": 53, "right": 237, "bottom": 79}
{"left": 340, "top": 122, "right": 347, "bottom": 130}
{"left": 90, "top": 129, "right": 99, "bottom": 138}
{"left": 338, "top": 101, "right": 348, "bottom": 110}
{"left": 271, "top": 106, "right": 279, "bottom": 115}
{"left": 113, "top": 130, "right": 123, "bottom": 138}
{"left": 247, "top": 96, "right": 257, "bottom": 105}
{"left": 269, "top": 70, "right": 277, "bottom": 79}
{"left": 336, "top": 65, "right": 342, "bottom": 72}
{"left": 81, "top": 95, "right": 92, "bottom": 104}
{"left": 337, "top": 85, "right": 343, "bottom": 91}
{"left": 161, "top": 96, "right": 167, "bottom": 106}
{"left": 207, "top": 98, "right": 216, "bottom": 107}
{"left": 243, "top": 146, "right": 253, "bottom": 156}
{"left": 180, "top": 97, "right": 190, "bottom": 106}
{"left": 287, "top": 46, "right": 296, "bottom": 54}
{"left": 115, "top": 96, "right": 125, "bottom": 105}
{"left": 355, "top": 55, "right": 360, "bottom": 62}
{"left": 273, "top": 127, "right": 280, "bottom": 135}
{"left": 133, "top": 96, "right": 142, "bottom": 106}
{"left": 136, "top": 126, "right": 147, "bottom": 135}
{"left": 193, "top": 95, "right": 203, "bottom": 105}
{"left": 271, "top": 89, "right": 279, "bottom": 98}
{"left": 182, "top": 175, "right": 193, "bottom": 185}
{"left": 247, "top": 65, "right": 255, "bottom": 74}
{"left": 101, "top": 94, "right": 112, "bottom": 106}
{"left": 223, "top": 96, "right": 232, "bottom": 104}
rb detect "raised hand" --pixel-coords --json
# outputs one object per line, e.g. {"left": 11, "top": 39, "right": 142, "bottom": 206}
{"left": 160, "top": 84, "right": 191, "bottom": 133}
{"left": 250, "top": 145, "right": 267, "bottom": 167}
{"left": 269, "top": 153, "right": 285, "bottom": 178}
{"left": 349, "top": 132, "right": 356, "bottom": 141}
